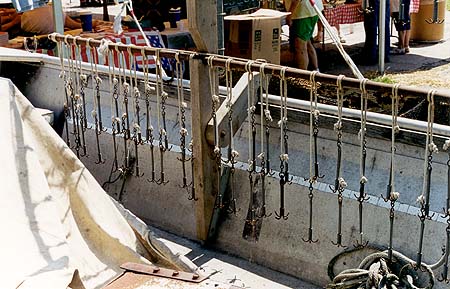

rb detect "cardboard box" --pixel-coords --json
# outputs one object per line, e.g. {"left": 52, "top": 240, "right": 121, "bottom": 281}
{"left": 224, "top": 9, "right": 289, "bottom": 64}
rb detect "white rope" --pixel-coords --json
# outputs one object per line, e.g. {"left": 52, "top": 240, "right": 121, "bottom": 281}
{"left": 335, "top": 75, "right": 345, "bottom": 132}
{"left": 359, "top": 78, "right": 369, "bottom": 185}
{"left": 419, "top": 89, "right": 437, "bottom": 205}
{"left": 245, "top": 60, "right": 255, "bottom": 168}
{"left": 142, "top": 48, "right": 153, "bottom": 134}
{"left": 390, "top": 84, "right": 401, "bottom": 198}
{"left": 225, "top": 58, "right": 235, "bottom": 155}
{"left": 259, "top": 63, "right": 267, "bottom": 160}
{"left": 279, "top": 67, "right": 289, "bottom": 163}
{"left": 207, "top": 56, "right": 220, "bottom": 153}
{"left": 309, "top": 71, "right": 319, "bottom": 181}
{"left": 155, "top": 49, "right": 162, "bottom": 135}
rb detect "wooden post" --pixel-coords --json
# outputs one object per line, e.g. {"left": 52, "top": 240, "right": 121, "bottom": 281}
{"left": 187, "top": 0, "right": 218, "bottom": 241}
{"left": 52, "top": 0, "right": 65, "bottom": 34}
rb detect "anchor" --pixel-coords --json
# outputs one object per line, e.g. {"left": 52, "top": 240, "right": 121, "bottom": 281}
{"left": 330, "top": 75, "right": 347, "bottom": 248}
{"left": 425, "top": 0, "right": 445, "bottom": 24}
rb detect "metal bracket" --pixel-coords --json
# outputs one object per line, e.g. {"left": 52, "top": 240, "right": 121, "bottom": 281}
{"left": 206, "top": 72, "right": 260, "bottom": 147}
{"left": 120, "top": 262, "right": 207, "bottom": 283}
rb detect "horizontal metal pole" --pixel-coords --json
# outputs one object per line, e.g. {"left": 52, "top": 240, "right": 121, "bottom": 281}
{"left": 50, "top": 34, "right": 450, "bottom": 100}
{"left": 267, "top": 94, "right": 450, "bottom": 138}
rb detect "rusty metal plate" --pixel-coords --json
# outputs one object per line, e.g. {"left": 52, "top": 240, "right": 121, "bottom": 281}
{"left": 121, "top": 262, "right": 207, "bottom": 283}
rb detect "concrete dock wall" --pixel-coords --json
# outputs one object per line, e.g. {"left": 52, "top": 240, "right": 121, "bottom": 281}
{"left": 5, "top": 61, "right": 449, "bottom": 288}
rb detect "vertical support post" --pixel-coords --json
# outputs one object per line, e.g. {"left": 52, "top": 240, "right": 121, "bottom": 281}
{"left": 187, "top": 0, "right": 218, "bottom": 241}
{"left": 378, "top": 0, "right": 386, "bottom": 73}
{"left": 52, "top": 0, "right": 65, "bottom": 35}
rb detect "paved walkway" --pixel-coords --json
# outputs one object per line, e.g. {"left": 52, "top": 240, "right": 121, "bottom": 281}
{"left": 316, "top": 10, "right": 450, "bottom": 81}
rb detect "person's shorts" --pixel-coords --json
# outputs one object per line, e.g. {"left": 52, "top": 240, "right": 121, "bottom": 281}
{"left": 392, "top": 0, "right": 411, "bottom": 31}
{"left": 290, "top": 16, "right": 319, "bottom": 42}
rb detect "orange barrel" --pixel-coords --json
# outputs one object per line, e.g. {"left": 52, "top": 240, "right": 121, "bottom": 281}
{"left": 410, "top": 0, "right": 446, "bottom": 42}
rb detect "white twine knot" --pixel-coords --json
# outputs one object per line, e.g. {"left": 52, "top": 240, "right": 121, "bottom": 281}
{"left": 97, "top": 38, "right": 111, "bottom": 61}
{"left": 428, "top": 142, "right": 438, "bottom": 153}
{"left": 360, "top": 176, "right": 368, "bottom": 184}
{"left": 95, "top": 76, "right": 102, "bottom": 84}
{"left": 264, "top": 109, "right": 273, "bottom": 122}
{"left": 162, "top": 91, "right": 168, "bottom": 98}
{"left": 212, "top": 94, "right": 220, "bottom": 105}
{"left": 80, "top": 74, "right": 88, "bottom": 82}
{"left": 74, "top": 94, "right": 81, "bottom": 100}
{"left": 358, "top": 128, "right": 366, "bottom": 140}
{"left": 161, "top": 128, "right": 167, "bottom": 136}
{"left": 247, "top": 105, "right": 256, "bottom": 113}
{"left": 214, "top": 146, "right": 221, "bottom": 155}
{"left": 443, "top": 139, "right": 450, "bottom": 151}
{"left": 182, "top": 101, "right": 188, "bottom": 108}
{"left": 149, "top": 125, "right": 154, "bottom": 131}
{"left": 278, "top": 117, "right": 287, "bottom": 127}
{"left": 122, "top": 112, "right": 127, "bottom": 119}
{"left": 338, "top": 177, "right": 347, "bottom": 189}
{"left": 180, "top": 127, "right": 188, "bottom": 136}
{"left": 334, "top": 121, "right": 342, "bottom": 131}
{"left": 390, "top": 191, "right": 400, "bottom": 201}
{"left": 133, "top": 123, "right": 141, "bottom": 130}
{"left": 59, "top": 71, "right": 65, "bottom": 79}
{"left": 231, "top": 149, "right": 239, "bottom": 158}
{"left": 258, "top": 152, "right": 265, "bottom": 160}
{"left": 146, "top": 84, "right": 155, "bottom": 92}
{"left": 280, "top": 153, "right": 289, "bottom": 161}
{"left": 313, "top": 109, "right": 320, "bottom": 117}
{"left": 417, "top": 195, "right": 425, "bottom": 206}
{"left": 113, "top": 78, "right": 119, "bottom": 85}
{"left": 91, "top": 110, "right": 97, "bottom": 117}
{"left": 393, "top": 125, "right": 400, "bottom": 134}
{"left": 123, "top": 82, "right": 130, "bottom": 93}
{"left": 189, "top": 140, "right": 194, "bottom": 150}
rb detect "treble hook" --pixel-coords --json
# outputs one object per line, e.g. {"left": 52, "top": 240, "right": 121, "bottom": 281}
{"left": 425, "top": 0, "right": 445, "bottom": 24}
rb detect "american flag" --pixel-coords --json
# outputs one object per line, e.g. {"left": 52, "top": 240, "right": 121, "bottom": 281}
{"left": 37, "top": 31, "right": 171, "bottom": 73}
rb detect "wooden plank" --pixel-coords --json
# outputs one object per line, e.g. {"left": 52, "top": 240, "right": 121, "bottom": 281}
{"left": 188, "top": 0, "right": 218, "bottom": 241}
{"left": 206, "top": 72, "right": 260, "bottom": 147}
{"left": 187, "top": 0, "right": 218, "bottom": 52}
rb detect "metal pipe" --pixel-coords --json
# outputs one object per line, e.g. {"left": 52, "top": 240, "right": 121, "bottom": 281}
{"left": 378, "top": 0, "right": 386, "bottom": 74}
{"left": 49, "top": 34, "right": 450, "bottom": 99}
{"left": 267, "top": 94, "right": 450, "bottom": 138}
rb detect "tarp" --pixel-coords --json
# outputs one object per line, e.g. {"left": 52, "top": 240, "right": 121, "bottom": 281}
{"left": 0, "top": 78, "right": 196, "bottom": 289}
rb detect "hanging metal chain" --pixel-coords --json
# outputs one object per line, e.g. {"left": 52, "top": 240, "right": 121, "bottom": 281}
{"left": 74, "top": 38, "right": 88, "bottom": 157}
{"left": 416, "top": 89, "right": 438, "bottom": 268}
{"left": 260, "top": 63, "right": 274, "bottom": 177}
{"left": 208, "top": 56, "right": 224, "bottom": 208}
{"left": 66, "top": 36, "right": 81, "bottom": 158}
{"left": 245, "top": 60, "right": 259, "bottom": 229}
{"left": 56, "top": 36, "right": 71, "bottom": 147}
{"left": 174, "top": 52, "right": 192, "bottom": 197}
{"left": 381, "top": 83, "right": 401, "bottom": 262}
{"left": 225, "top": 59, "right": 239, "bottom": 215}
{"left": 128, "top": 47, "right": 144, "bottom": 177}
{"left": 331, "top": 75, "right": 348, "bottom": 248}
{"left": 108, "top": 49, "right": 121, "bottom": 172}
{"left": 275, "top": 67, "right": 290, "bottom": 220}
{"left": 354, "top": 78, "right": 370, "bottom": 248}
{"left": 257, "top": 63, "right": 271, "bottom": 218}
{"left": 303, "top": 71, "right": 320, "bottom": 243}
{"left": 155, "top": 49, "right": 170, "bottom": 185}
{"left": 438, "top": 140, "right": 450, "bottom": 282}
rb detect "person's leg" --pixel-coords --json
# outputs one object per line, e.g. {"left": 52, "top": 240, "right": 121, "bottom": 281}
{"left": 307, "top": 40, "right": 318, "bottom": 70}
{"left": 404, "top": 29, "right": 411, "bottom": 52}
{"left": 362, "top": 0, "right": 378, "bottom": 64}
{"left": 294, "top": 37, "right": 309, "bottom": 69}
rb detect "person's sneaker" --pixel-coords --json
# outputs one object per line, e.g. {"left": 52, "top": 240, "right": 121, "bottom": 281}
{"left": 391, "top": 47, "right": 405, "bottom": 55}
{"left": 405, "top": 47, "right": 410, "bottom": 53}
